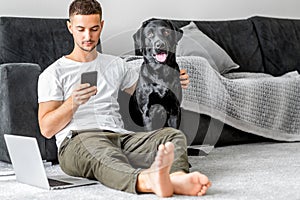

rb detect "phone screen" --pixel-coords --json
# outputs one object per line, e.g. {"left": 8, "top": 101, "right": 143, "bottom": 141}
{"left": 81, "top": 71, "right": 98, "bottom": 86}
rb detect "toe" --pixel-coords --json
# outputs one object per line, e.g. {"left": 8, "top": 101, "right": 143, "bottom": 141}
{"left": 199, "top": 174, "right": 209, "bottom": 185}
{"left": 164, "top": 142, "right": 174, "bottom": 152}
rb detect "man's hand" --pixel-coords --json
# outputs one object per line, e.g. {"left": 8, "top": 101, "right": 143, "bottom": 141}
{"left": 72, "top": 83, "right": 97, "bottom": 106}
{"left": 180, "top": 69, "right": 189, "bottom": 89}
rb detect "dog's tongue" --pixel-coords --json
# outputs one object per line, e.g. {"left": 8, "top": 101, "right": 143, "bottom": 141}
{"left": 155, "top": 53, "right": 167, "bottom": 62}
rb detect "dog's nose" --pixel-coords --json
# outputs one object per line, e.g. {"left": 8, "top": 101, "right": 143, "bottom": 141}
{"left": 154, "top": 41, "right": 165, "bottom": 49}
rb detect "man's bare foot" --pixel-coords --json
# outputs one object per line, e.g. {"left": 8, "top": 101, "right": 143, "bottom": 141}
{"left": 170, "top": 171, "right": 211, "bottom": 196}
{"left": 136, "top": 142, "right": 175, "bottom": 197}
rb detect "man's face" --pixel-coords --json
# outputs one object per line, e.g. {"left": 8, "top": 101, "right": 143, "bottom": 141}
{"left": 68, "top": 14, "right": 103, "bottom": 52}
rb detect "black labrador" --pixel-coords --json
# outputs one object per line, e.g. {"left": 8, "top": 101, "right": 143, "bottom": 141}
{"left": 129, "top": 19, "right": 183, "bottom": 131}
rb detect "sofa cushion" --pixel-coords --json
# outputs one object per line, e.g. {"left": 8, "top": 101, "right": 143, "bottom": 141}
{"left": 0, "top": 63, "right": 57, "bottom": 162}
{"left": 176, "top": 22, "right": 239, "bottom": 74}
{"left": 251, "top": 16, "right": 300, "bottom": 76}
{"left": 192, "top": 19, "right": 264, "bottom": 73}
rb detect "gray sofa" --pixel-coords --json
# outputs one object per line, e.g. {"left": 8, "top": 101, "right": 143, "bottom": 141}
{"left": 0, "top": 17, "right": 102, "bottom": 163}
{"left": 1, "top": 15, "right": 299, "bottom": 163}
{"left": 0, "top": 17, "right": 73, "bottom": 162}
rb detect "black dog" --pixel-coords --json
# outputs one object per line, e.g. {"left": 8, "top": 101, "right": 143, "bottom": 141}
{"left": 129, "top": 19, "right": 183, "bottom": 131}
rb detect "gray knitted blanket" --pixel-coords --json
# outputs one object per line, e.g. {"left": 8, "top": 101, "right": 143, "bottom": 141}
{"left": 124, "top": 56, "right": 300, "bottom": 141}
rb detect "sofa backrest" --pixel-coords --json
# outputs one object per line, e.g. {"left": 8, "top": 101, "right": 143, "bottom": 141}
{"left": 134, "top": 18, "right": 265, "bottom": 73}
{"left": 0, "top": 17, "right": 74, "bottom": 71}
{"left": 192, "top": 19, "right": 264, "bottom": 73}
{"left": 0, "top": 16, "right": 102, "bottom": 71}
{"left": 135, "top": 16, "right": 300, "bottom": 76}
{"left": 251, "top": 16, "right": 300, "bottom": 76}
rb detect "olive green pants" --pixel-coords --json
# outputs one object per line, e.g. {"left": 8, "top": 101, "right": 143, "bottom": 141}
{"left": 58, "top": 127, "right": 189, "bottom": 194}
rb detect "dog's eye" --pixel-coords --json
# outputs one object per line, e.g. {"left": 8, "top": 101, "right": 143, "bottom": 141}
{"left": 163, "top": 30, "right": 170, "bottom": 36}
{"left": 146, "top": 31, "right": 154, "bottom": 38}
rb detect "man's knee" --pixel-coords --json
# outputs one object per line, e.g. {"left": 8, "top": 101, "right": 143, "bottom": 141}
{"left": 163, "top": 127, "right": 185, "bottom": 136}
{"left": 161, "top": 127, "right": 187, "bottom": 144}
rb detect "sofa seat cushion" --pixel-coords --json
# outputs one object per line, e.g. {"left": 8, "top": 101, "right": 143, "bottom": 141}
{"left": 251, "top": 16, "right": 300, "bottom": 76}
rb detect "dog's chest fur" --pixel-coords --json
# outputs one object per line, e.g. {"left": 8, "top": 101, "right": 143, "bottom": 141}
{"left": 137, "top": 62, "right": 181, "bottom": 99}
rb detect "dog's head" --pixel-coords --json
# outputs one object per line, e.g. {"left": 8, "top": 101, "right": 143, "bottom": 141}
{"left": 133, "top": 19, "right": 183, "bottom": 64}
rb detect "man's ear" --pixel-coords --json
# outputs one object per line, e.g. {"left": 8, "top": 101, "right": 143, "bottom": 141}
{"left": 100, "top": 20, "right": 104, "bottom": 28}
{"left": 99, "top": 20, "right": 104, "bottom": 34}
{"left": 67, "top": 20, "right": 73, "bottom": 34}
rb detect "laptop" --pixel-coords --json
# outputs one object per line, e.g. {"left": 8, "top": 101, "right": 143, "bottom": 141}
{"left": 4, "top": 134, "right": 98, "bottom": 190}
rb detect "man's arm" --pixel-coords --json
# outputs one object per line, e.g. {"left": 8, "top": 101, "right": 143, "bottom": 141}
{"left": 124, "top": 82, "right": 137, "bottom": 95}
{"left": 38, "top": 84, "right": 97, "bottom": 139}
{"left": 38, "top": 98, "right": 74, "bottom": 139}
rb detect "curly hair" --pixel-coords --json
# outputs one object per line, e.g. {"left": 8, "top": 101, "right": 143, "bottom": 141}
{"left": 69, "top": 0, "right": 102, "bottom": 19}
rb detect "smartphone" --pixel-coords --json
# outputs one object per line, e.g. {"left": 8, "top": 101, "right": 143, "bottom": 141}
{"left": 81, "top": 71, "right": 98, "bottom": 87}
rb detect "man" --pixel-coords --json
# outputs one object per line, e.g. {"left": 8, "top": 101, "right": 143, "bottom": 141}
{"left": 38, "top": 0, "right": 211, "bottom": 197}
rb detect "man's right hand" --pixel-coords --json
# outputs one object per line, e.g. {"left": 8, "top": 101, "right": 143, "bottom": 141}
{"left": 72, "top": 83, "right": 97, "bottom": 106}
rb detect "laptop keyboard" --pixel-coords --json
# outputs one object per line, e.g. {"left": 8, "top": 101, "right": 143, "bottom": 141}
{"left": 48, "top": 178, "right": 72, "bottom": 187}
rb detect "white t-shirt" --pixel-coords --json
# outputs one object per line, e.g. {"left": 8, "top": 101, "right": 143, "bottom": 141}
{"left": 38, "top": 52, "right": 139, "bottom": 149}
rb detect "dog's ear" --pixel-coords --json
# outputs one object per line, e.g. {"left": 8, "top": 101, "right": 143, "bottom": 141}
{"left": 133, "top": 27, "right": 143, "bottom": 54}
{"left": 165, "top": 20, "right": 183, "bottom": 43}
{"left": 133, "top": 19, "right": 155, "bottom": 55}
{"left": 175, "top": 27, "right": 183, "bottom": 43}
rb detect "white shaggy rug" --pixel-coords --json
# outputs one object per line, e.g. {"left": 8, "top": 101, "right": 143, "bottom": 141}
{"left": 0, "top": 142, "right": 300, "bottom": 200}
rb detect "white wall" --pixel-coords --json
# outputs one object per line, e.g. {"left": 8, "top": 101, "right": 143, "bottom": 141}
{"left": 1, "top": 0, "right": 300, "bottom": 55}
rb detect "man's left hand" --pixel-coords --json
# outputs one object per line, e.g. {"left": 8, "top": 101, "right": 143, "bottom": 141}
{"left": 180, "top": 69, "right": 190, "bottom": 89}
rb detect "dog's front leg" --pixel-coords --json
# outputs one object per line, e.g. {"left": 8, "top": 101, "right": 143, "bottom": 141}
{"left": 142, "top": 109, "right": 152, "bottom": 131}
{"left": 167, "top": 115, "right": 180, "bottom": 129}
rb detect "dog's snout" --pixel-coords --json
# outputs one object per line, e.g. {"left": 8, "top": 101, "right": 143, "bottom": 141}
{"left": 154, "top": 41, "right": 166, "bottom": 49}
